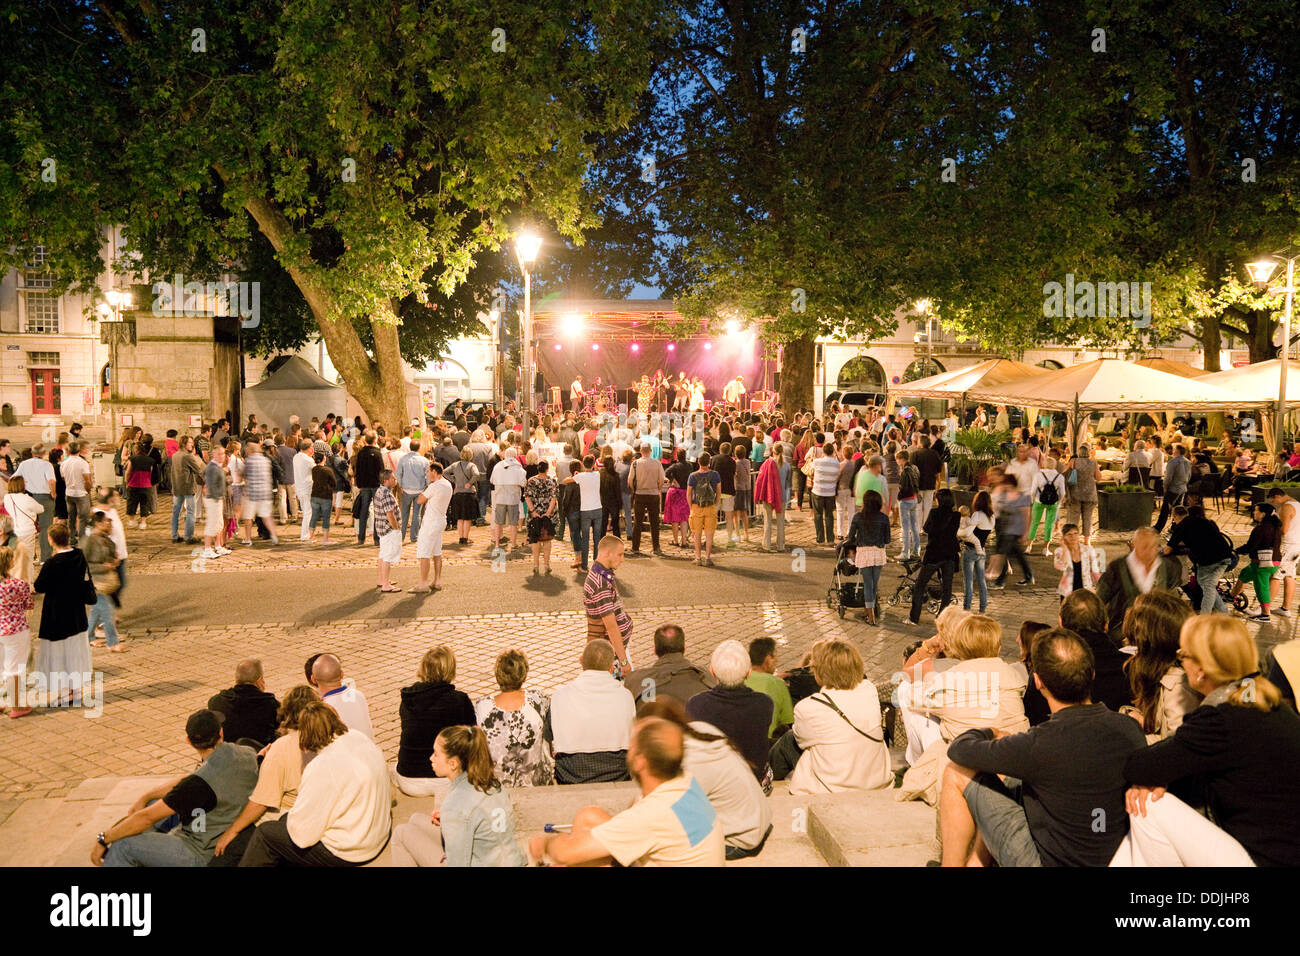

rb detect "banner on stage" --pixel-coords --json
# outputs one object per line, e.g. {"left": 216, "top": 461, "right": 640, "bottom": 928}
{"left": 533, "top": 441, "right": 565, "bottom": 466}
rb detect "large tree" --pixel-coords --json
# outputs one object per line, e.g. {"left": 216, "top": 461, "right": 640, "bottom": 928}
{"left": 0, "top": 0, "right": 669, "bottom": 423}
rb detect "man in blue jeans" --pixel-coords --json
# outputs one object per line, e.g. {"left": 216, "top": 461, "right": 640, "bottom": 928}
{"left": 351, "top": 430, "right": 384, "bottom": 545}
{"left": 169, "top": 435, "right": 205, "bottom": 543}
{"left": 94, "top": 710, "right": 258, "bottom": 867}
{"left": 395, "top": 440, "right": 428, "bottom": 542}
{"left": 565, "top": 456, "right": 604, "bottom": 571}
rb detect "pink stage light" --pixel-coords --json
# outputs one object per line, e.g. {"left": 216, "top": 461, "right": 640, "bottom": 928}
{"left": 553, "top": 343, "right": 562, "bottom": 350}
{"left": 667, "top": 343, "right": 676, "bottom": 351}
{"left": 592, "top": 343, "right": 600, "bottom": 351}
{"left": 630, "top": 343, "right": 640, "bottom": 353}
{"left": 704, "top": 342, "right": 713, "bottom": 350}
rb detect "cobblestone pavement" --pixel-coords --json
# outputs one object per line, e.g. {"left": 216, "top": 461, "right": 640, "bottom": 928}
{"left": 0, "top": 491, "right": 1290, "bottom": 829}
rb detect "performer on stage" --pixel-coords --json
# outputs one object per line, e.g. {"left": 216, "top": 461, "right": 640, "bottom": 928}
{"left": 633, "top": 374, "right": 655, "bottom": 415}
{"left": 653, "top": 369, "right": 669, "bottom": 414}
{"left": 570, "top": 374, "right": 584, "bottom": 412}
{"left": 672, "top": 372, "right": 688, "bottom": 412}
{"left": 688, "top": 377, "right": 705, "bottom": 413}
{"left": 722, "top": 375, "right": 747, "bottom": 407}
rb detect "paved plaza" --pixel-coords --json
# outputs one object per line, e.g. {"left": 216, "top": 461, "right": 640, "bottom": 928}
{"left": 0, "top": 493, "right": 1292, "bottom": 843}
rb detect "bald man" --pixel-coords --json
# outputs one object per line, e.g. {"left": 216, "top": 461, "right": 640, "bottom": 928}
{"left": 312, "top": 654, "right": 374, "bottom": 739}
{"left": 207, "top": 659, "right": 280, "bottom": 748}
{"left": 529, "top": 717, "right": 724, "bottom": 867}
{"left": 1095, "top": 526, "right": 1183, "bottom": 645}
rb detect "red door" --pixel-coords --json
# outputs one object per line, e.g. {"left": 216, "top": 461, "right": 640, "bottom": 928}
{"left": 30, "top": 369, "right": 60, "bottom": 414}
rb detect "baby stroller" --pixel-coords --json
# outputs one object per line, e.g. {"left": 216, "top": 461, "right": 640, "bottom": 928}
{"left": 1181, "top": 566, "right": 1248, "bottom": 612}
{"left": 888, "top": 556, "right": 944, "bottom": 617}
{"left": 826, "top": 541, "right": 866, "bottom": 619}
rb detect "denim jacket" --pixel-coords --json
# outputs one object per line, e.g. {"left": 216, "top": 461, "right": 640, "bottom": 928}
{"left": 439, "top": 773, "right": 526, "bottom": 867}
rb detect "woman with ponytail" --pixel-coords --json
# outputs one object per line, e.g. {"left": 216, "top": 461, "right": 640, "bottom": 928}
{"left": 391, "top": 725, "right": 526, "bottom": 867}
{"left": 1117, "top": 615, "right": 1300, "bottom": 866}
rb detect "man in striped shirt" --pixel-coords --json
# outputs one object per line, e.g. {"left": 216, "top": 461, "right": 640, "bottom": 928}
{"left": 584, "top": 535, "right": 632, "bottom": 679}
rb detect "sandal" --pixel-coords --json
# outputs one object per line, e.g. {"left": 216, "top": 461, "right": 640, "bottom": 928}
{"left": 380, "top": 585, "right": 403, "bottom": 593}
{"left": 90, "top": 640, "right": 107, "bottom": 648}
{"left": 109, "top": 645, "right": 129, "bottom": 653}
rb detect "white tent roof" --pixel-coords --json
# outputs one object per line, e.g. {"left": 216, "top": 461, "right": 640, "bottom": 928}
{"left": 1198, "top": 360, "right": 1300, "bottom": 405}
{"left": 889, "top": 358, "right": 1049, "bottom": 400}
{"left": 966, "top": 358, "right": 1265, "bottom": 412}
{"left": 242, "top": 356, "right": 346, "bottom": 432}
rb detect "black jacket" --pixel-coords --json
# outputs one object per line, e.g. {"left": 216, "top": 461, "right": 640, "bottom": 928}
{"left": 1166, "top": 514, "right": 1234, "bottom": 566}
{"left": 1125, "top": 701, "right": 1300, "bottom": 866}
{"left": 353, "top": 445, "right": 384, "bottom": 489}
{"left": 686, "top": 684, "right": 774, "bottom": 775}
{"left": 1237, "top": 516, "right": 1281, "bottom": 564}
{"left": 396, "top": 680, "right": 476, "bottom": 777}
{"left": 208, "top": 683, "right": 280, "bottom": 748}
{"left": 1073, "top": 628, "right": 1134, "bottom": 714}
{"left": 921, "top": 505, "right": 960, "bottom": 563}
{"left": 33, "top": 548, "right": 93, "bottom": 642}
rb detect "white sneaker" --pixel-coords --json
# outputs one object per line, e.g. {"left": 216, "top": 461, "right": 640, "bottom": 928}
{"left": 201, "top": 548, "right": 219, "bottom": 559}
{"left": 138, "top": 520, "right": 147, "bottom": 530}
{"left": 1275, "top": 607, "right": 1291, "bottom": 617}
{"left": 214, "top": 546, "right": 233, "bottom": 556}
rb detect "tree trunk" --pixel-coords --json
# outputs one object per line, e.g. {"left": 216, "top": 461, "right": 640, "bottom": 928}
{"left": 239, "top": 191, "right": 408, "bottom": 427}
{"left": 1201, "top": 316, "right": 1225, "bottom": 436}
{"left": 781, "top": 335, "right": 815, "bottom": 412}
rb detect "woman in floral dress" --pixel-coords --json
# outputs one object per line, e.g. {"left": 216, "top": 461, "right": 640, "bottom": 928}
{"left": 473, "top": 649, "right": 554, "bottom": 787}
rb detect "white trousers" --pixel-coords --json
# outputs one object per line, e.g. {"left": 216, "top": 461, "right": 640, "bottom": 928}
{"left": 898, "top": 689, "right": 944, "bottom": 766}
{"left": 298, "top": 491, "right": 312, "bottom": 538}
{"left": 391, "top": 812, "right": 445, "bottom": 868}
{"left": 835, "top": 489, "right": 855, "bottom": 539}
{"left": 1109, "top": 792, "right": 1255, "bottom": 867}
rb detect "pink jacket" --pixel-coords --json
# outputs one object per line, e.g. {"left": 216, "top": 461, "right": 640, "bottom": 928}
{"left": 754, "top": 459, "right": 784, "bottom": 512}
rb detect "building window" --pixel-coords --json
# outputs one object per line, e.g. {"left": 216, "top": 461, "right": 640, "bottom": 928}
{"left": 837, "top": 355, "right": 887, "bottom": 392}
{"left": 23, "top": 292, "right": 60, "bottom": 334}
{"left": 27, "top": 351, "right": 60, "bottom": 366}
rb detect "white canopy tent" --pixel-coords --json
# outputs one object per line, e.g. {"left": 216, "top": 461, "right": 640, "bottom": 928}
{"left": 1199, "top": 359, "right": 1300, "bottom": 452}
{"left": 966, "top": 358, "right": 1266, "bottom": 451}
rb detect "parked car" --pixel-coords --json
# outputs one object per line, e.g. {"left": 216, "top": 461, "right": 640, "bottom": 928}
{"left": 831, "top": 390, "right": 886, "bottom": 414}
{"left": 435, "top": 400, "right": 494, "bottom": 428}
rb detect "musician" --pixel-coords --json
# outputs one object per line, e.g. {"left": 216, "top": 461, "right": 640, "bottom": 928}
{"left": 633, "top": 374, "right": 655, "bottom": 415}
{"left": 570, "top": 375, "right": 584, "bottom": 412}
{"left": 672, "top": 372, "right": 688, "bottom": 412}
{"left": 653, "top": 369, "right": 669, "bottom": 413}
{"left": 688, "top": 377, "right": 705, "bottom": 412}
{"left": 722, "top": 375, "right": 747, "bottom": 407}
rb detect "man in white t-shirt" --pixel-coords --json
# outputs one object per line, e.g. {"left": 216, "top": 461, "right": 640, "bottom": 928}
{"left": 489, "top": 448, "right": 526, "bottom": 551}
{"left": 15, "top": 443, "right": 57, "bottom": 560}
{"left": 312, "top": 654, "right": 374, "bottom": 739}
{"left": 293, "top": 440, "right": 315, "bottom": 540}
{"left": 570, "top": 375, "right": 584, "bottom": 412}
{"left": 1268, "top": 486, "right": 1300, "bottom": 616}
{"left": 1004, "top": 443, "right": 1039, "bottom": 496}
{"left": 61, "top": 441, "right": 93, "bottom": 540}
{"left": 529, "top": 715, "right": 724, "bottom": 867}
{"left": 722, "top": 376, "right": 746, "bottom": 407}
{"left": 412, "top": 461, "right": 453, "bottom": 593}
{"left": 566, "top": 455, "right": 604, "bottom": 571}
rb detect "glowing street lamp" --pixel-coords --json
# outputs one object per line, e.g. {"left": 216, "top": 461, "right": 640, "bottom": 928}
{"left": 515, "top": 232, "right": 542, "bottom": 433}
{"left": 1247, "top": 252, "right": 1298, "bottom": 457}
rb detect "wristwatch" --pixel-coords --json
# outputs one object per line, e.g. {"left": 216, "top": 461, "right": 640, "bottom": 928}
{"left": 96, "top": 832, "right": 110, "bottom": 849}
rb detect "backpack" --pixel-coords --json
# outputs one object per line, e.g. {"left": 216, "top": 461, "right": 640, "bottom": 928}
{"left": 694, "top": 471, "right": 718, "bottom": 508}
{"left": 1038, "top": 472, "right": 1060, "bottom": 505}
{"left": 898, "top": 463, "right": 919, "bottom": 498}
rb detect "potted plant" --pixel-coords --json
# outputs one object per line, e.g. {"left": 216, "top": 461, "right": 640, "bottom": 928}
{"left": 1098, "top": 482, "right": 1156, "bottom": 531}
{"left": 948, "top": 428, "right": 1012, "bottom": 494}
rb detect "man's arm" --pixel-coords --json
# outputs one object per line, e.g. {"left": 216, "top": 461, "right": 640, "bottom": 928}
{"left": 946, "top": 727, "right": 1037, "bottom": 780}
{"left": 533, "top": 828, "right": 614, "bottom": 866}
{"left": 602, "top": 614, "right": 627, "bottom": 664}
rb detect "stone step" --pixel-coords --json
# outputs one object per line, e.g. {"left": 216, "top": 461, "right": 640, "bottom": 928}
{"left": 5, "top": 775, "right": 933, "bottom": 867}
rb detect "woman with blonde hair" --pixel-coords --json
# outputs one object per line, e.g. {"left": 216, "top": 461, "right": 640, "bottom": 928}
{"left": 391, "top": 724, "right": 526, "bottom": 866}
{"left": 898, "top": 613, "right": 1028, "bottom": 805}
{"left": 446, "top": 446, "right": 481, "bottom": 546}
{"left": 474, "top": 649, "right": 553, "bottom": 787}
{"left": 395, "top": 645, "right": 475, "bottom": 796}
{"left": 1118, "top": 615, "right": 1300, "bottom": 866}
{"left": 780, "top": 639, "right": 891, "bottom": 795}
{"left": 1121, "top": 591, "right": 1198, "bottom": 740}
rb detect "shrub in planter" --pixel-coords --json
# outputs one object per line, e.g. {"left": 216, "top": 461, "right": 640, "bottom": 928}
{"left": 1098, "top": 483, "right": 1156, "bottom": 531}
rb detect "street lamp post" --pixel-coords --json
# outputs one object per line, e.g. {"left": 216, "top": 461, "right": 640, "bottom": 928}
{"left": 515, "top": 232, "right": 541, "bottom": 435}
{"left": 96, "top": 288, "right": 134, "bottom": 435}
{"left": 1247, "top": 253, "right": 1299, "bottom": 458}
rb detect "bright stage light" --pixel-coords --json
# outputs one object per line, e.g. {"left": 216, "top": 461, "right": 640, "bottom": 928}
{"left": 592, "top": 343, "right": 600, "bottom": 351}
{"left": 562, "top": 313, "right": 584, "bottom": 336}
{"left": 553, "top": 343, "right": 562, "bottom": 351}
{"left": 725, "top": 319, "right": 740, "bottom": 335}
{"left": 630, "top": 343, "right": 640, "bottom": 353}
{"left": 704, "top": 342, "right": 713, "bottom": 350}
{"left": 667, "top": 343, "right": 676, "bottom": 352}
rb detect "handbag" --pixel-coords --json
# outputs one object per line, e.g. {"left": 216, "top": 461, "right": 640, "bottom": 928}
{"left": 92, "top": 570, "right": 120, "bottom": 596}
{"left": 81, "top": 566, "right": 98, "bottom": 605}
{"left": 1067, "top": 467, "right": 1078, "bottom": 486}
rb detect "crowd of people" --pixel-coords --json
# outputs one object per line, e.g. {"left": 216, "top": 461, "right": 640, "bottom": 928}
{"left": 3, "top": 397, "right": 1299, "bottom": 868}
